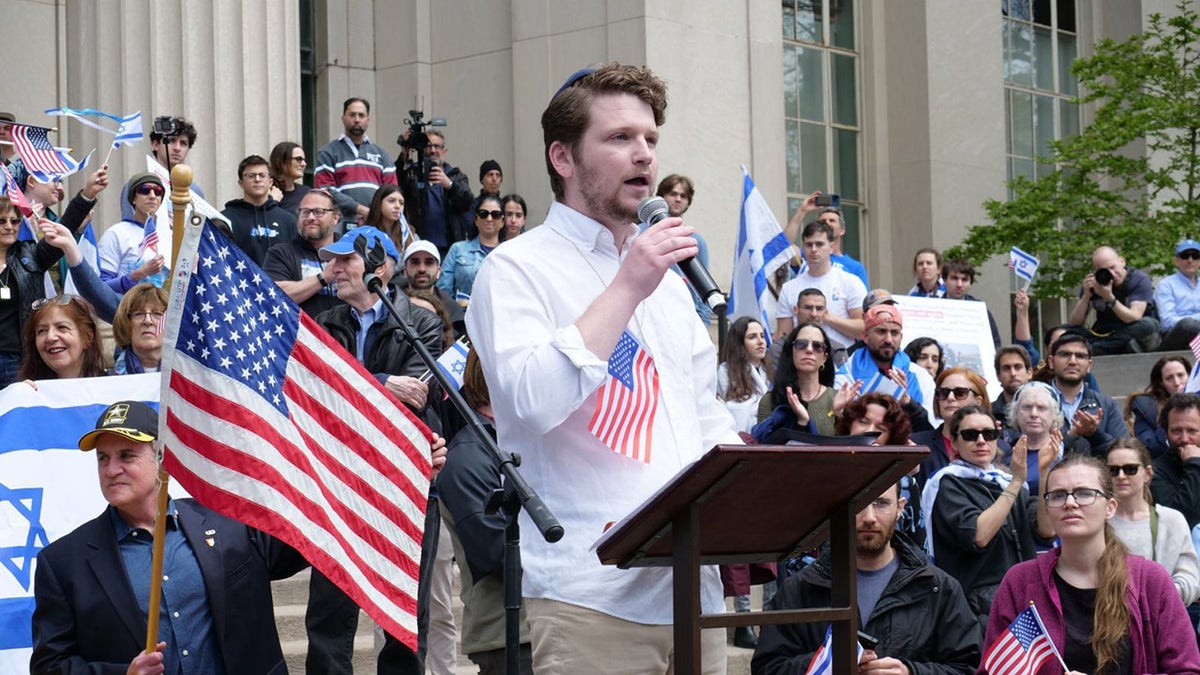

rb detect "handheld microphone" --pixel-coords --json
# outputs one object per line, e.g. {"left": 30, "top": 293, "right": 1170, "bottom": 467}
{"left": 637, "top": 196, "right": 727, "bottom": 314}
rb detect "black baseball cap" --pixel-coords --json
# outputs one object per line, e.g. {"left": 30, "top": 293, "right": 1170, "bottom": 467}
{"left": 78, "top": 401, "right": 158, "bottom": 451}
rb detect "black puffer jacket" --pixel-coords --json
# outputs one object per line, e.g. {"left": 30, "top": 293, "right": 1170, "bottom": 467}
{"left": 752, "top": 535, "right": 981, "bottom": 675}
{"left": 315, "top": 287, "right": 444, "bottom": 424}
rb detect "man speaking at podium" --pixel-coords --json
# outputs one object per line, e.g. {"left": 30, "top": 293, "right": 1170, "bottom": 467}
{"left": 465, "top": 63, "right": 741, "bottom": 674}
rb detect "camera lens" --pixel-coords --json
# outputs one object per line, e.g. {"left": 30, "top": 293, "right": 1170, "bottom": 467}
{"left": 1094, "top": 268, "right": 1113, "bottom": 286}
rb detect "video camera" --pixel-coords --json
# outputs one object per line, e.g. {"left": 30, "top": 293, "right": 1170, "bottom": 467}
{"left": 152, "top": 116, "right": 181, "bottom": 139}
{"left": 398, "top": 110, "right": 447, "bottom": 187}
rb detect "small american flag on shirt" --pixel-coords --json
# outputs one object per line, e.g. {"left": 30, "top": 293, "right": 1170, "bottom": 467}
{"left": 981, "top": 606, "right": 1058, "bottom": 675}
{"left": 588, "top": 330, "right": 659, "bottom": 464}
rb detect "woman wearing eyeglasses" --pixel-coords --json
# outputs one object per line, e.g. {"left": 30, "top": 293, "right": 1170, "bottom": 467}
{"left": 16, "top": 294, "right": 106, "bottom": 382}
{"left": 987, "top": 454, "right": 1200, "bottom": 675}
{"left": 911, "top": 367, "right": 989, "bottom": 481}
{"left": 96, "top": 172, "right": 167, "bottom": 292}
{"left": 438, "top": 195, "right": 503, "bottom": 305}
{"left": 268, "top": 141, "right": 311, "bottom": 217}
{"left": 921, "top": 405, "right": 1054, "bottom": 632}
{"left": 752, "top": 322, "right": 856, "bottom": 442}
{"left": 1105, "top": 439, "right": 1200, "bottom": 604}
{"left": 110, "top": 285, "right": 168, "bottom": 375}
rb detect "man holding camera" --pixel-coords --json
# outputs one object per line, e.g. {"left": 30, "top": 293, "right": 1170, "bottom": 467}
{"left": 400, "top": 129, "right": 473, "bottom": 256}
{"left": 1068, "top": 245, "right": 1160, "bottom": 355}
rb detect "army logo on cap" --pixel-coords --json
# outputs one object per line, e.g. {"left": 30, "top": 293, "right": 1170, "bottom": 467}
{"left": 102, "top": 403, "right": 132, "bottom": 428}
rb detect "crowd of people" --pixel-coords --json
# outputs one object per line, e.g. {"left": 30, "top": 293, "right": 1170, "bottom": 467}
{"left": 7, "top": 58, "right": 1200, "bottom": 675}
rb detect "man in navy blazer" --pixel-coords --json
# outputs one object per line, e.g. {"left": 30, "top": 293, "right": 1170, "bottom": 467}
{"left": 30, "top": 401, "right": 308, "bottom": 674}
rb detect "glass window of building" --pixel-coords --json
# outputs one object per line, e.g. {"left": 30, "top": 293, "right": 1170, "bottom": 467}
{"left": 1002, "top": 0, "right": 1079, "bottom": 188}
{"left": 782, "top": 0, "right": 862, "bottom": 256}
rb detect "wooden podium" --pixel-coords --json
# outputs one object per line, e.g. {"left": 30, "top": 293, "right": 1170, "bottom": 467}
{"left": 596, "top": 444, "right": 926, "bottom": 675}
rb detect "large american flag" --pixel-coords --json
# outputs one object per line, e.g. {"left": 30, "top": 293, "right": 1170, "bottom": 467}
{"left": 158, "top": 222, "right": 432, "bottom": 650}
{"left": 982, "top": 606, "right": 1059, "bottom": 675}
{"left": 587, "top": 329, "right": 660, "bottom": 464}
{"left": 9, "top": 124, "right": 70, "bottom": 175}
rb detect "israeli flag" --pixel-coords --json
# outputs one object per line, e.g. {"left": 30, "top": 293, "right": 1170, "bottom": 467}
{"left": 1010, "top": 246, "right": 1039, "bottom": 282}
{"left": 112, "top": 111, "right": 143, "bottom": 148}
{"left": 727, "top": 166, "right": 793, "bottom": 345}
{"left": 0, "top": 375, "right": 160, "bottom": 671}
{"left": 434, "top": 336, "right": 471, "bottom": 390}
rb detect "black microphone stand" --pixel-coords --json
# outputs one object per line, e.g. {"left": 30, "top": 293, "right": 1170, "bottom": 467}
{"left": 355, "top": 236, "right": 562, "bottom": 675}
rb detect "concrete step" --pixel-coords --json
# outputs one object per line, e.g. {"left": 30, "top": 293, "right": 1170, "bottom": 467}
{"left": 272, "top": 568, "right": 761, "bottom": 674}
{"left": 1089, "top": 349, "right": 1191, "bottom": 407}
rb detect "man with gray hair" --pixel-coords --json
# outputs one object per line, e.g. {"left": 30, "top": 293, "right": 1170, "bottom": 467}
{"left": 307, "top": 225, "right": 443, "bottom": 674}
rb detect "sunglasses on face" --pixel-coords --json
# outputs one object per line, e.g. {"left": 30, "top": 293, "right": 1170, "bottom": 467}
{"left": 476, "top": 209, "right": 504, "bottom": 220}
{"left": 792, "top": 338, "right": 829, "bottom": 353}
{"left": 1107, "top": 463, "right": 1142, "bottom": 477}
{"left": 935, "top": 386, "right": 974, "bottom": 401}
{"left": 1180, "top": 250, "right": 1200, "bottom": 261}
{"left": 956, "top": 428, "right": 999, "bottom": 442}
{"left": 0, "top": 217, "right": 22, "bottom": 227}
{"left": 136, "top": 184, "right": 165, "bottom": 197}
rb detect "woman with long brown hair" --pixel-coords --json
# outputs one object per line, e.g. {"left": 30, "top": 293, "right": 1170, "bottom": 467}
{"left": 717, "top": 316, "right": 771, "bottom": 434}
{"left": 1125, "top": 354, "right": 1191, "bottom": 458}
{"left": 365, "top": 184, "right": 417, "bottom": 254}
{"left": 986, "top": 454, "right": 1200, "bottom": 674}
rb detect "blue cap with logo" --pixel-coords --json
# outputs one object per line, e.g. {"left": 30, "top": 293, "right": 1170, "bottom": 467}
{"left": 319, "top": 226, "right": 399, "bottom": 263}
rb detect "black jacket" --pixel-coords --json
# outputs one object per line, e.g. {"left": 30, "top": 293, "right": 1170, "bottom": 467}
{"left": 400, "top": 162, "right": 473, "bottom": 246}
{"left": 752, "top": 535, "right": 981, "bottom": 675}
{"left": 1151, "top": 450, "right": 1200, "bottom": 527}
{"left": 315, "top": 288, "right": 444, "bottom": 423}
{"left": 31, "top": 499, "right": 307, "bottom": 675}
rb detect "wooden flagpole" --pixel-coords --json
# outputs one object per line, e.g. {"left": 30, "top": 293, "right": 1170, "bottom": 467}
{"left": 144, "top": 163, "right": 192, "bottom": 654}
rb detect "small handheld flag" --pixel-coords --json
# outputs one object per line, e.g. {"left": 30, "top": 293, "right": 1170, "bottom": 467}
{"left": 805, "top": 624, "right": 864, "bottom": 675}
{"left": 1009, "top": 246, "right": 1039, "bottom": 289}
{"left": 981, "top": 604, "right": 1066, "bottom": 675}
{"left": 139, "top": 217, "right": 159, "bottom": 256}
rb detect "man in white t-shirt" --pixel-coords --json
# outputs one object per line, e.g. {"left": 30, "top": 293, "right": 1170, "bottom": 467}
{"left": 775, "top": 220, "right": 866, "bottom": 348}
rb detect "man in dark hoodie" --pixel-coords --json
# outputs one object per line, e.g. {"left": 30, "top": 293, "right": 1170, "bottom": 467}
{"left": 222, "top": 154, "right": 296, "bottom": 266}
{"left": 752, "top": 482, "right": 980, "bottom": 675}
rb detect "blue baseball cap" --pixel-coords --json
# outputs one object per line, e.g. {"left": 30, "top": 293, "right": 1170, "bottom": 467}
{"left": 319, "top": 226, "right": 399, "bottom": 263}
{"left": 1176, "top": 239, "right": 1200, "bottom": 256}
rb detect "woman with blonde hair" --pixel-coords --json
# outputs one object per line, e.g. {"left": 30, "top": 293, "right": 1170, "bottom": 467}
{"left": 986, "top": 454, "right": 1200, "bottom": 674}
